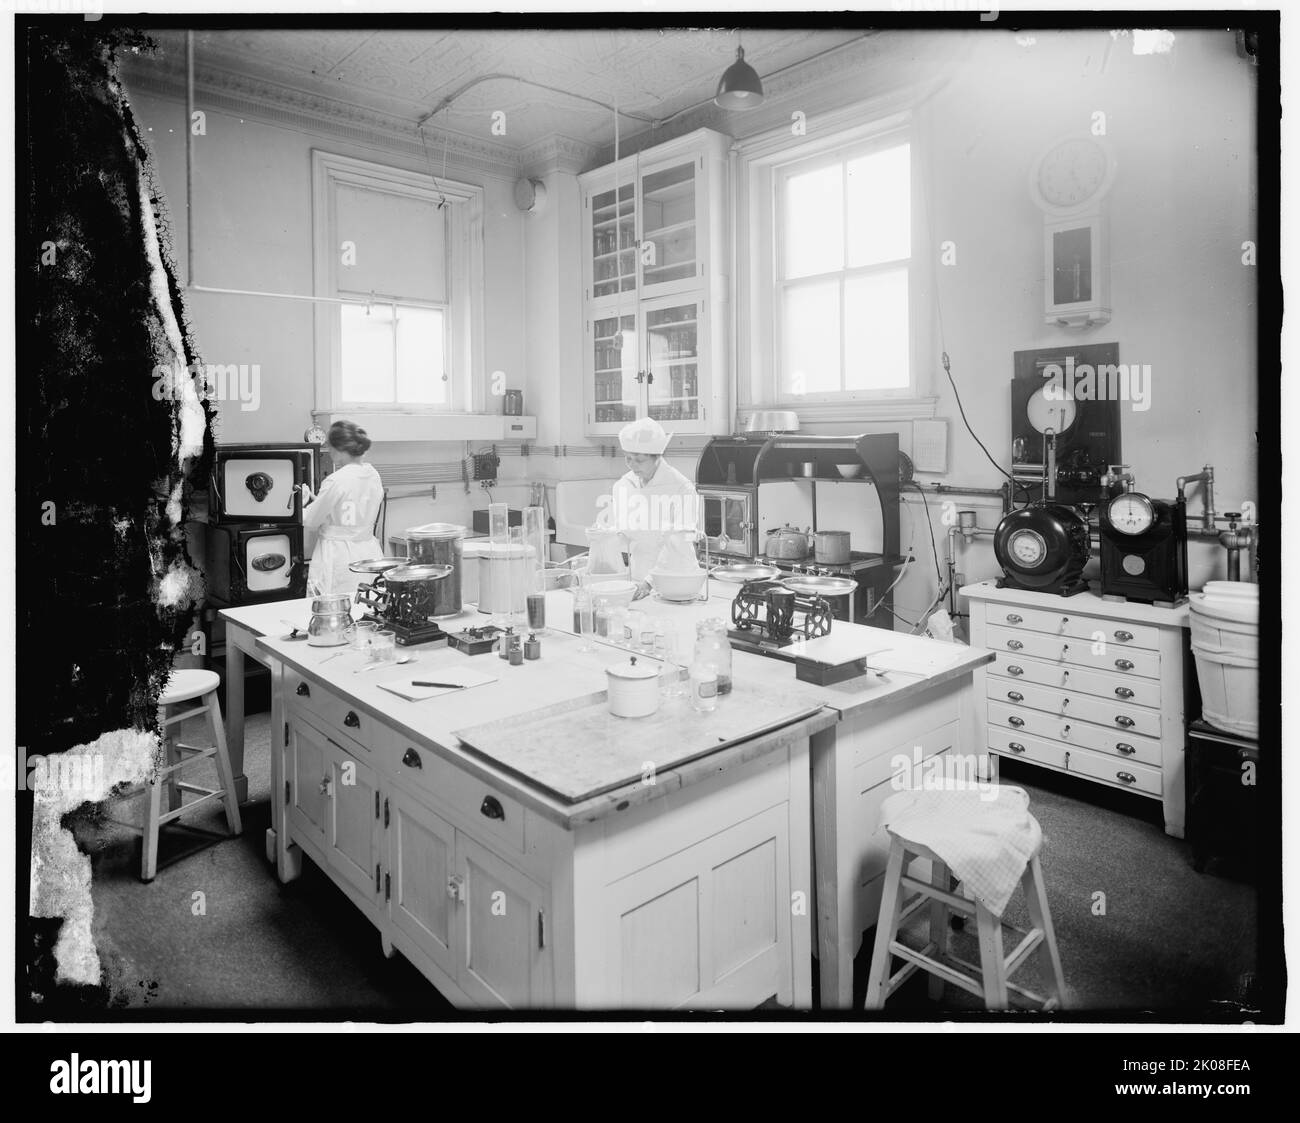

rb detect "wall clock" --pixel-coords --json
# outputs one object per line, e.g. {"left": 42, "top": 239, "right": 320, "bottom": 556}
{"left": 1031, "top": 135, "right": 1115, "bottom": 327}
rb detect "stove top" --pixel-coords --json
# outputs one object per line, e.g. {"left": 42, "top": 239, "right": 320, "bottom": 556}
{"left": 760, "top": 551, "right": 903, "bottom": 574}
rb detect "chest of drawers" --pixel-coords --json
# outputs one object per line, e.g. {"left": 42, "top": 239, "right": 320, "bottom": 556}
{"left": 962, "top": 580, "right": 1193, "bottom": 838}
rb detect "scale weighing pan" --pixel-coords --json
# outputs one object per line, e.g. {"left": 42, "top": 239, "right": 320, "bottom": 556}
{"left": 779, "top": 574, "right": 858, "bottom": 596}
{"left": 711, "top": 562, "right": 781, "bottom": 584}
{"left": 348, "top": 557, "right": 408, "bottom": 574}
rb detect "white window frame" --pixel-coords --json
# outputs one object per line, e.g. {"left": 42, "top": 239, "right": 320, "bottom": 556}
{"left": 736, "top": 103, "right": 936, "bottom": 424}
{"left": 311, "top": 150, "right": 485, "bottom": 415}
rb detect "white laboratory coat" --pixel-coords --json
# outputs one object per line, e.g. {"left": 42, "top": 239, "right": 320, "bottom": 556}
{"left": 303, "top": 462, "right": 384, "bottom": 596}
{"left": 609, "top": 459, "right": 699, "bottom": 582}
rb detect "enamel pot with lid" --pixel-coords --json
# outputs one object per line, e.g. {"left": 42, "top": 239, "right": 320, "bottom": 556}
{"left": 814, "top": 530, "right": 852, "bottom": 565}
{"left": 765, "top": 525, "right": 811, "bottom": 560}
{"left": 605, "top": 655, "right": 661, "bottom": 718}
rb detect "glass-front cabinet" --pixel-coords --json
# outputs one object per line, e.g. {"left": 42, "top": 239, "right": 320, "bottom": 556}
{"left": 580, "top": 128, "right": 729, "bottom": 437}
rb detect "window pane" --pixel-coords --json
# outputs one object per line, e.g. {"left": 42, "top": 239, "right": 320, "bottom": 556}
{"left": 783, "top": 164, "right": 843, "bottom": 280}
{"left": 395, "top": 306, "right": 446, "bottom": 405}
{"left": 846, "top": 144, "right": 910, "bottom": 268}
{"left": 844, "top": 269, "right": 909, "bottom": 390}
{"left": 782, "top": 280, "right": 841, "bottom": 395}
{"left": 340, "top": 303, "right": 395, "bottom": 403}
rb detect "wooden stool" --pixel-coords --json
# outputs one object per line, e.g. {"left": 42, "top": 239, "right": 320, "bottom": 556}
{"left": 863, "top": 826, "right": 1066, "bottom": 1012}
{"left": 121, "top": 669, "right": 243, "bottom": 881}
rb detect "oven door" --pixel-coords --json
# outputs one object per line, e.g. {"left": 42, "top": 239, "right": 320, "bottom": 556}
{"left": 701, "top": 491, "right": 755, "bottom": 558}
{"left": 243, "top": 530, "right": 295, "bottom": 594}
{"left": 215, "top": 453, "right": 303, "bottom": 522}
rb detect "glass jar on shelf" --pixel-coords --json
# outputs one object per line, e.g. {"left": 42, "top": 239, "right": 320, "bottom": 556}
{"left": 694, "top": 619, "right": 733, "bottom": 696}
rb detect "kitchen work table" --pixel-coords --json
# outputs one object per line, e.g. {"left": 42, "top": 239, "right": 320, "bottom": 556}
{"left": 224, "top": 589, "right": 991, "bottom": 1011}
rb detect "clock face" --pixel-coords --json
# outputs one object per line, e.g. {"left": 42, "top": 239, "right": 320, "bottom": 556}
{"left": 1035, "top": 137, "right": 1111, "bottom": 210}
{"left": 1026, "top": 385, "right": 1077, "bottom": 436}
{"left": 1107, "top": 492, "right": 1156, "bottom": 536}
{"left": 1009, "top": 528, "right": 1047, "bottom": 568}
{"left": 304, "top": 425, "right": 327, "bottom": 445}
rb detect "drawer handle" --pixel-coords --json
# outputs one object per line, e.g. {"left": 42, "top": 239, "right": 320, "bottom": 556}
{"left": 1117, "top": 742, "right": 1136, "bottom": 755}
{"left": 1006, "top": 639, "right": 1023, "bottom": 650}
{"left": 1061, "top": 724, "right": 1071, "bottom": 738}
{"left": 1116, "top": 771, "right": 1137, "bottom": 785}
{"left": 1006, "top": 613, "right": 1023, "bottom": 624}
{"left": 1008, "top": 742, "right": 1026, "bottom": 754}
{"left": 295, "top": 682, "right": 310, "bottom": 697}
{"left": 480, "top": 796, "right": 505, "bottom": 821}
{"left": 401, "top": 747, "right": 422, "bottom": 770}
{"left": 344, "top": 710, "right": 361, "bottom": 728}
{"left": 1114, "top": 630, "right": 1134, "bottom": 642}
{"left": 318, "top": 776, "right": 331, "bottom": 796}
{"left": 1006, "top": 664, "right": 1024, "bottom": 676}
{"left": 1115, "top": 715, "right": 1135, "bottom": 728}
{"left": 1007, "top": 691, "right": 1024, "bottom": 702}
{"left": 447, "top": 874, "right": 465, "bottom": 903}
{"left": 1115, "top": 686, "right": 1135, "bottom": 699}
{"left": 1007, "top": 715, "right": 1025, "bottom": 727}
{"left": 1114, "top": 659, "right": 1134, "bottom": 671}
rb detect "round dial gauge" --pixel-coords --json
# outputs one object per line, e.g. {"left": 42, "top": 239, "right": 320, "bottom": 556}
{"left": 1032, "top": 137, "right": 1114, "bottom": 211}
{"left": 1009, "top": 528, "right": 1048, "bottom": 568}
{"left": 1026, "top": 385, "right": 1077, "bottom": 435}
{"left": 1107, "top": 492, "right": 1156, "bottom": 535}
{"left": 304, "top": 424, "right": 327, "bottom": 445}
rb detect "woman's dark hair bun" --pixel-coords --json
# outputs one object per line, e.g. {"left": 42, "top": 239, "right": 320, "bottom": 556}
{"left": 328, "top": 420, "right": 371, "bottom": 457}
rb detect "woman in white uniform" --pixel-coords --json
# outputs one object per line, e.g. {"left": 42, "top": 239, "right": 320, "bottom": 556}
{"left": 301, "top": 420, "right": 385, "bottom": 596}
{"left": 609, "top": 418, "right": 699, "bottom": 598}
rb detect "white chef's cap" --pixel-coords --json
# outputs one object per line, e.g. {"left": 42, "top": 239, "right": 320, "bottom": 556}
{"left": 618, "top": 417, "right": 670, "bottom": 455}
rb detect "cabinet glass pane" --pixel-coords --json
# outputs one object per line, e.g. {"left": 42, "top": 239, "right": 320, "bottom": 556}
{"left": 641, "top": 161, "right": 697, "bottom": 288}
{"left": 592, "top": 183, "right": 636, "bottom": 299}
{"left": 593, "top": 313, "right": 639, "bottom": 425}
{"left": 645, "top": 302, "right": 699, "bottom": 423}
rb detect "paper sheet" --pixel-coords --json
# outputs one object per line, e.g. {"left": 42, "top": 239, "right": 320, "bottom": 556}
{"left": 377, "top": 668, "right": 499, "bottom": 701}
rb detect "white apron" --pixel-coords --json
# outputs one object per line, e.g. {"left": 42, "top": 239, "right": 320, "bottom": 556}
{"left": 609, "top": 460, "right": 699, "bottom": 582}
{"left": 304, "top": 462, "right": 384, "bottom": 596}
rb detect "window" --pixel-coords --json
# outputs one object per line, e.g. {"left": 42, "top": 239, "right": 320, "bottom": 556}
{"left": 776, "top": 139, "right": 912, "bottom": 400}
{"left": 312, "top": 151, "right": 484, "bottom": 413}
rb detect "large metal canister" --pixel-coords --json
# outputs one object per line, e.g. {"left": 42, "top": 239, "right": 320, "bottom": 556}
{"left": 404, "top": 523, "right": 465, "bottom": 616}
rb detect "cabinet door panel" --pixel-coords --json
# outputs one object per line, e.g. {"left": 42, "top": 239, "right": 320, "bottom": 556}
{"left": 388, "top": 789, "right": 457, "bottom": 981}
{"left": 644, "top": 296, "right": 703, "bottom": 427}
{"left": 458, "top": 835, "right": 553, "bottom": 1009}
{"left": 639, "top": 157, "right": 699, "bottom": 296}
{"left": 589, "top": 312, "right": 639, "bottom": 429}
{"left": 325, "top": 743, "right": 380, "bottom": 902}
{"left": 286, "top": 718, "right": 329, "bottom": 850}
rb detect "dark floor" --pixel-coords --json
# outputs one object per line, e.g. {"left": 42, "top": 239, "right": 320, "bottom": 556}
{"left": 41, "top": 712, "right": 1269, "bottom": 1020}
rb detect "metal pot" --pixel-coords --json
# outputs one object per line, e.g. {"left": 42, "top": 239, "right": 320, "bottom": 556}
{"left": 814, "top": 530, "right": 852, "bottom": 565}
{"left": 765, "top": 525, "right": 811, "bottom": 560}
{"left": 307, "top": 593, "right": 356, "bottom": 647}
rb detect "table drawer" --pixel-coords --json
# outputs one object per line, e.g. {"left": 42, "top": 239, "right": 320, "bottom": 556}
{"left": 985, "top": 624, "right": 1161, "bottom": 679}
{"left": 990, "top": 605, "right": 1161, "bottom": 651}
{"left": 988, "top": 702, "right": 1162, "bottom": 768}
{"left": 387, "top": 739, "right": 525, "bottom": 856}
{"left": 987, "top": 679, "right": 1161, "bottom": 740}
{"left": 1066, "top": 744, "right": 1162, "bottom": 797}
{"left": 285, "top": 668, "right": 374, "bottom": 755}
{"left": 987, "top": 728, "right": 1069, "bottom": 770}
{"left": 989, "top": 656, "right": 1163, "bottom": 709}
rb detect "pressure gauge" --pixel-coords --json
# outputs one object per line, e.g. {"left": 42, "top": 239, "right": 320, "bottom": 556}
{"left": 1008, "top": 528, "right": 1048, "bottom": 568}
{"left": 1026, "top": 385, "right": 1077, "bottom": 436}
{"left": 1106, "top": 492, "right": 1156, "bottom": 535}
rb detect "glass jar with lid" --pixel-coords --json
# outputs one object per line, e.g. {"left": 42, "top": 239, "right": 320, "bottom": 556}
{"left": 694, "top": 618, "right": 733, "bottom": 696}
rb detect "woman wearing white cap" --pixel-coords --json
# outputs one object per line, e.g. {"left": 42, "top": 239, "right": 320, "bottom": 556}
{"left": 610, "top": 417, "right": 699, "bottom": 598}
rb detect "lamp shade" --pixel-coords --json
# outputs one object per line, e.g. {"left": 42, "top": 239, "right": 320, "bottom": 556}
{"left": 714, "top": 46, "right": 763, "bottom": 110}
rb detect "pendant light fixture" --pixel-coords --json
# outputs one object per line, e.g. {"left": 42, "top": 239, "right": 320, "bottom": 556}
{"left": 714, "top": 44, "right": 764, "bottom": 110}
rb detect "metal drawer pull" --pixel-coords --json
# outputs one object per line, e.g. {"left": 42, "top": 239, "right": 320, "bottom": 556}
{"left": 1006, "top": 613, "right": 1023, "bottom": 624}
{"left": 344, "top": 710, "right": 360, "bottom": 728}
{"left": 1060, "top": 616, "right": 1070, "bottom": 625}
{"left": 1115, "top": 715, "right": 1135, "bottom": 728}
{"left": 401, "top": 747, "right": 422, "bottom": 769}
{"left": 1007, "top": 691, "right": 1024, "bottom": 702}
{"left": 1007, "top": 715, "right": 1025, "bottom": 727}
{"left": 1117, "top": 743, "right": 1136, "bottom": 755}
{"left": 1114, "top": 659, "right": 1134, "bottom": 671}
{"left": 447, "top": 874, "right": 465, "bottom": 902}
{"left": 295, "top": 682, "right": 310, "bottom": 697}
{"left": 1008, "top": 742, "right": 1026, "bottom": 754}
{"left": 1007, "top": 639, "right": 1023, "bottom": 650}
{"left": 1116, "top": 772, "right": 1137, "bottom": 785}
{"left": 1006, "top": 665, "right": 1024, "bottom": 676}
{"left": 480, "top": 796, "right": 505, "bottom": 821}
{"left": 1114, "top": 630, "right": 1134, "bottom": 642}
{"left": 1115, "top": 686, "right": 1135, "bottom": 699}
{"left": 1061, "top": 724, "right": 1071, "bottom": 738}
{"left": 318, "top": 777, "right": 330, "bottom": 795}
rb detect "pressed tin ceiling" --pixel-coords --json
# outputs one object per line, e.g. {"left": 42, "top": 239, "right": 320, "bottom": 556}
{"left": 126, "top": 27, "right": 877, "bottom": 153}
